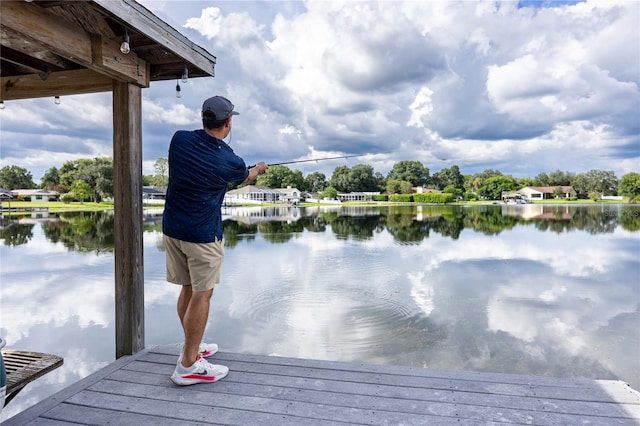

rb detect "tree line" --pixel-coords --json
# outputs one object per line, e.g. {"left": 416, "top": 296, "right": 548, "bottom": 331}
{"left": 1, "top": 158, "right": 639, "bottom": 202}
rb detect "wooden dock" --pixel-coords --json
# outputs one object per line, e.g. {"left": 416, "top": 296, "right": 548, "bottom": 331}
{"left": 4, "top": 345, "right": 639, "bottom": 425}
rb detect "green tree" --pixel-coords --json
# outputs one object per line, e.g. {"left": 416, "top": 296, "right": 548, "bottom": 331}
{"left": 335, "top": 164, "right": 379, "bottom": 192}
{"left": 469, "top": 169, "right": 503, "bottom": 194}
{"left": 548, "top": 170, "right": 574, "bottom": 186}
{"left": 40, "top": 167, "right": 60, "bottom": 190}
{"left": 256, "top": 165, "right": 304, "bottom": 189}
{"left": 0, "top": 165, "right": 36, "bottom": 190}
{"left": 583, "top": 169, "right": 618, "bottom": 196}
{"left": 153, "top": 157, "right": 169, "bottom": 188}
{"left": 464, "top": 174, "right": 483, "bottom": 192}
{"left": 552, "top": 186, "right": 564, "bottom": 198}
{"left": 348, "top": 164, "right": 379, "bottom": 192}
{"left": 515, "top": 177, "right": 536, "bottom": 189}
{"left": 59, "top": 160, "right": 81, "bottom": 191}
{"left": 374, "top": 171, "right": 386, "bottom": 191}
{"left": 282, "top": 169, "right": 305, "bottom": 190}
{"left": 618, "top": 172, "right": 640, "bottom": 200}
{"left": 475, "top": 169, "right": 503, "bottom": 180}
{"left": 69, "top": 180, "right": 94, "bottom": 203}
{"left": 386, "top": 161, "right": 429, "bottom": 187}
{"left": 534, "top": 172, "right": 550, "bottom": 186}
{"left": 60, "top": 158, "right": 113, "bottom": 202}
{"left": 432, "top": 165, "right": 464, "bottom": 190}
{"left": 304, "top": 171, "right": 326, "bottom": 193}
{"left": 443, "top": 185, "right": 463, "bottom": 198}
{"left": 571, "top": 173, "right": 589, "bottom": 197}
{"left": 479, "top": 176, "right": 515, "bottom": 200}
{"left": 329, "top": 165, "right": 350, "bottom": 192}
{"left": 320, "top": 186, "right": 338, "bottom": 199}
{"left": 386, "top": 179, "right": 413, "bottom": 194}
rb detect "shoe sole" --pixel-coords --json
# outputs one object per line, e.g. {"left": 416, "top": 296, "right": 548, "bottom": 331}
{"left": 170, "top": 368, "right": 229, "bottom": 386}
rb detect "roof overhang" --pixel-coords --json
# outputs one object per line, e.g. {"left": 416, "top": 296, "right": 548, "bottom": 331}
{"left": 1, "top": 0, "right": 216, "bottom": 101}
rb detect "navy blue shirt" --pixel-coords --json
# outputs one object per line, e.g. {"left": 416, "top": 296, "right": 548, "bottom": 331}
{"left": 162, "top": 129, "right": 249, "bottom": 243}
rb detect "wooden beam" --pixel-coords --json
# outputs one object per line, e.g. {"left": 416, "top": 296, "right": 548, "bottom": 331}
{"left": 92, "top": 0, "right": 216, "bottom": 77}
{"left": 112, "top": 81, "right": 145, "bottom": 358}
{"left": 1, "top": 1, "right": 148, "bottom": 86}
{"left": 90, "top": 33, "right": 150, "bottom": 87}
{"left": 1, "top": 1, "right": 92, "bottom": 64}
{"left": 1, "top": 69, "right": 113, "bottom": 100}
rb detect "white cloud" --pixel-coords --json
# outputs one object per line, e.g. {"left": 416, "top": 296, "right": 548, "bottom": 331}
{"left": 2, "top": 0, "right": 638, "bottom": 183}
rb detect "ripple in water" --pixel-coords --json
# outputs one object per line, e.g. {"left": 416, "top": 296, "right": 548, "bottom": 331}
{"left": 244, "top": 280, "right": 425, "bottom": 359}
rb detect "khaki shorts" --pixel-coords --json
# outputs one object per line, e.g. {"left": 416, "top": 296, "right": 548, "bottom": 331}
{"left": 164, "top": 235, "right": 225, "bottom": 292}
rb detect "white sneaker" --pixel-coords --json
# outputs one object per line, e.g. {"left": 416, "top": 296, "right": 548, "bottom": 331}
{"left": 199, "top": 342, "right": 219, "bottom": 357}
{"left": 170, "top": 354, "right": 228, "bottom": 386}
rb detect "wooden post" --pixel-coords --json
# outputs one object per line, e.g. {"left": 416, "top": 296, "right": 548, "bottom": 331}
{"left": 112, "top": 81, "right": 145, "bottom": 358}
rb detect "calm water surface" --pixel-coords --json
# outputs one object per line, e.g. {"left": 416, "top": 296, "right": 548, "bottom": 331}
{"left": 1, "top": 204, "right": 639, "bottom": 420}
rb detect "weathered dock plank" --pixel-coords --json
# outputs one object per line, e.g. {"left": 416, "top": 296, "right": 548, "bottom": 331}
{"left": 4, "top": 345, "right": 639, "bottom": 425}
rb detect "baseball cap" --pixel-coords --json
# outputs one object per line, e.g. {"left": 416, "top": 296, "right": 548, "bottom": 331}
{"left": 202, "top": 96, "right": 239, "bottom": 120}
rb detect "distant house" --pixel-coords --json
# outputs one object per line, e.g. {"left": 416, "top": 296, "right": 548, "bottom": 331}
{"left": 337, "top": 192, "right": 380, "bottom": 201}
{"left": 275, "top": 187, "right": 301, "bottom": 204}
{"left": 225, "top": 185, "right": 303, "bottom": 205}
{"left": 224, "top": 186, "right": 282, "bottom": 205}
{"left": 518, "top": 186, "right": 576, "bottom": 200}
{"left": 10, "top": 189, "right": 59, "bottom": 202}
{"left": 0, "top": 188, "right": 13, "bottom": 210}
{"left": 414, "top": 187, "right": 441, "bottom": 194}
{"left": 0, "top": 188, "right": 12, "bottom": 199}
{"left": 143, "top": 186, "right": 166, "bottom": 200}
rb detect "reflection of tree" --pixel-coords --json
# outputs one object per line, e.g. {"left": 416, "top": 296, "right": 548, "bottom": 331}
{"left": 463, "top": 207, "right": 518, "bottom": 235}
{"left": 222, "top": 221, "right": 258, "bottom": 248}
{"left": 386, "top": 213, "right": 431, "bottom": 244}
{"left": 219, "top": 205, "right": 639, "bottom": 244}
{"left": 29, "top": 205, "right": 637, "bottom": 251}
{"left": 330, "top": 215, "right": 383, "bottom": 241}
{"left": 258, "top": 221, "right": 305, "bottom": 243}
{"left": 0, "top": 222, "right": 35, "bottom": 246}
{"left": 41, "top": 212, "right": 115, "bottom": 253}
{"left": 619, "top": 208, "right": 640, "bottom": 232}
{"left": 303, "top": 216, "right": 328, "bottom": 233}
{"left": 535, "top": 206, "right": 619, "bottom": 235}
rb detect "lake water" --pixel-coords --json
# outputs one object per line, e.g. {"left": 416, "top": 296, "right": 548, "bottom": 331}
{"left": 1, "top": 204, "right": 639, "bottom": 421}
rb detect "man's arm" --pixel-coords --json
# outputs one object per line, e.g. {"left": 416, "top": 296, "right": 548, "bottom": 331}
{"left": 243, "top": 161, "right": 268, "bottom": 184}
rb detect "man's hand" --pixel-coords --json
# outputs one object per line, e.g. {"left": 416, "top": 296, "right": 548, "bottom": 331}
{"left": 254, "top": 162, "right": 268, "bottom": 175}
{"left": 244, "top": 161, "right": 269, "bottom": 183}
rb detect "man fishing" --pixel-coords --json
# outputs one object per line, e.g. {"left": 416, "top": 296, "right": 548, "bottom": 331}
{"left": 162, "top": 95, "right": 268, "bottom": 385}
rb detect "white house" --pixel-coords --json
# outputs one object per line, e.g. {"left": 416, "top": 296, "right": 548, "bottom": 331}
{"left": 224, "top": 186, "right": 282, "bottom": 205}
{"left": 225, "top": 186, "right": 302, "bottom": 205}
{"left": 337, "top": 192, "right": 380, "bottom": 201}
{"left": 518, "top": 186, "right": 576, "bottom": 200}
{"left": 10, "top": 189, "right": 59, "bottom": 202}
{"left": 275, "top": 186, "right": 301, "bottom": 204}
{"left": 142, "top": 186, "right": 166, "bottom": 205}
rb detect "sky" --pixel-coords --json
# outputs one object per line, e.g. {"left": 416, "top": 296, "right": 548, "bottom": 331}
{"left": 0, "top": 0, "right": 638, "bottom": 184}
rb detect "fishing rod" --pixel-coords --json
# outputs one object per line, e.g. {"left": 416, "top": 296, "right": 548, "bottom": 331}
{"left": 248, "top": 153, "right": 372, "bottom": 169}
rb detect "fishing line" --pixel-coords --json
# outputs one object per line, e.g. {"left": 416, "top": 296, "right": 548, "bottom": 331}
{"left": 248, "top": 154, "right": 379, "bottom": 168}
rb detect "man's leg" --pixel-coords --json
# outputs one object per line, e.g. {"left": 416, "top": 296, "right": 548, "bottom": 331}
{"left": 177, "top": 284, "right": 192, "bottom": 325}
{"left": 179, "top": 287, "right": 214, "bottom": 367}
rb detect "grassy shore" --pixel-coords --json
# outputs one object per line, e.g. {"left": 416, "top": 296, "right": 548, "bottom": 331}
{"left": 0, "top": 198, "right": 627, "bottom": 215}
{"left": 0, "top": 201, "right": 115, "bottom": 214}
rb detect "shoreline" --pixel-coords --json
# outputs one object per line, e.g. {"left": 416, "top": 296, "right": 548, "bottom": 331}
{"left": 0, "top": 198, "right": 634, "bottom": 215}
